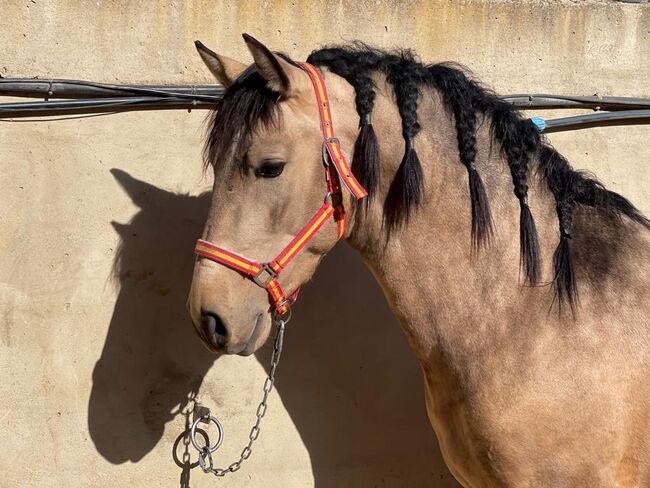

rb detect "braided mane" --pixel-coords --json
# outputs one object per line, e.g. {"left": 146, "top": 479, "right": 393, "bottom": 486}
{"left": 307, "top": 44, "right": 649, "bottom": 311}
{"left": 205, "top": 44, "right": 649, "bottom": 312}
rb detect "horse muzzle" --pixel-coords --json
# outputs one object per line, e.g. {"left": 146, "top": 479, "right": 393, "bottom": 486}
{"left": 197, "top": 310, "right": 269, "bottom": 356}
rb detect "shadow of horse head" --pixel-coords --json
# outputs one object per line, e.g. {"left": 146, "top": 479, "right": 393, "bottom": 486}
{"left": 88, "top": 169, "right": 214, "bottom": 463}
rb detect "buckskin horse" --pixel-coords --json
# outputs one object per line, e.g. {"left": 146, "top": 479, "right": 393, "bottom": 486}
{"left": 187, "top": 34, "right": 650, "bottom": 486}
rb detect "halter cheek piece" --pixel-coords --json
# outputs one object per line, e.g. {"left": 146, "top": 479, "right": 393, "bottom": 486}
{"left": 194, "top": 62, "right": 368, "bottom": 316}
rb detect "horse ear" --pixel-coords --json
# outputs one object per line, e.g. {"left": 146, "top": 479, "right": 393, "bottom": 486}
{"left": 242, "top": 33, "right": 306, "bottom": 96}
{"left": 194, "top": 40, "right": 246, "bottom": 87}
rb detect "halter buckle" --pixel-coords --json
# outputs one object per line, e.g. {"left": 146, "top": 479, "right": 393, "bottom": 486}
{"left": 321, "top": 141, "right": 331, "bottom": 168}
{"left": 322, "top": 138, "right": 340, "bottom": 166}
{"left": 252, "top": 263, "right": 277, "bottom": 288}
{"left": 324, "top": 191, "right": 342, "bottom": 207}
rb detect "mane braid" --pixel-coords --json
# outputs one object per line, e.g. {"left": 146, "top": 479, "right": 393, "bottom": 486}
{"left": 204, "top": 45, "right": 649, "bottom": 312}
{"left": 537, "top": 145, "right": 650, "bottom": 313}
{"left": 383, "top": 53, "right": 426, "bottom": 228}
{"left": 427, "top": 64, "right": 494, "bottom": 250}
{"left": 490, "top": 102, "right": 542, "bottom": 283}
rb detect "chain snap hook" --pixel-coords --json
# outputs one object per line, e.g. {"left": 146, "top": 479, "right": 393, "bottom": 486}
{"left": 198, "top": 447, "right": 214, "bottom": 473}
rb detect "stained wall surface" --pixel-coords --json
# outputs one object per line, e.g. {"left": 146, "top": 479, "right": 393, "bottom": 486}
{"left": 1, "top": 1, "right": 648, "bottom": 487}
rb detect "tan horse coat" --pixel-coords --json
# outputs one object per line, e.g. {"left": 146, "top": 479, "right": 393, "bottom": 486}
{"left": 189, "top": 37, "right": 650, "bottom": 486}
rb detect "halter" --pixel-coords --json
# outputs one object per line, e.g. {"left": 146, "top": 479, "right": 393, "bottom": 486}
{"left": 194, "top": 62, "right": 368, "bottom": 316}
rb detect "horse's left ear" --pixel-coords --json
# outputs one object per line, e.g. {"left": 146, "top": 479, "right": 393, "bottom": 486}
{"left": 195, "top": 40, "right": 247, "bottom": 88}
{"left": 242, "top": 33, "right": 306, "bottom": 97}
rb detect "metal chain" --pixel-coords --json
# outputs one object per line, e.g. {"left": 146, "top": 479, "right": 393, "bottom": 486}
{"left": 197, "top": 318, "right": 286, "bottom": 477}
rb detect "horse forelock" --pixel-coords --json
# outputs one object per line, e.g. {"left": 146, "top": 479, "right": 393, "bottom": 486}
{"left": 204, "top": 65, "right": 282, "bottom": 176}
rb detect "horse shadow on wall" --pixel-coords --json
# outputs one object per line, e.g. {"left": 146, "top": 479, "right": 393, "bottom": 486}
{"left": 88, "top": 169, "right": 457, "bottom": 487}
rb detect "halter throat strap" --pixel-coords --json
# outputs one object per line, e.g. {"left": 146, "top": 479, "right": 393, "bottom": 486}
{"left": 194, "top": 62, "right": 367, "bottom": 316}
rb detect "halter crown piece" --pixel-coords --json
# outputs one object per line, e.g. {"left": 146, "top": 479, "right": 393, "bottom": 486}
{"left": 194, "top": 62, "right": 368, "bottom": 316}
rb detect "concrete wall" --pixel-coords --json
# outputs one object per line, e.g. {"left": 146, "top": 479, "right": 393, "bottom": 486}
{"left": 1, "top": 1, "right": 648, "bottom": 486}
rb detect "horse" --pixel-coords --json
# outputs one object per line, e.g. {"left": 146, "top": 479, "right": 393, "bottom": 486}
{"left": 187, "top": 34, "right": 650, "bottom": 487}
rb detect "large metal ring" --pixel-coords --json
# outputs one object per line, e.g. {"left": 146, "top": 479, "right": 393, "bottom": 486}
{"left": 190, "top": 414, "right": 224, "bottom": 454}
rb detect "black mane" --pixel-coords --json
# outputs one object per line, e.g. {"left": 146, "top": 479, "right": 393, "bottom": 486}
{"left": 205, "top": 44, "right": 649, "bottom": 311}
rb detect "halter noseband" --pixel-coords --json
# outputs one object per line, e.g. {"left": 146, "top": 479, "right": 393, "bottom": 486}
{"left": 194, "top": 62, "right": 368, "bottom": 316}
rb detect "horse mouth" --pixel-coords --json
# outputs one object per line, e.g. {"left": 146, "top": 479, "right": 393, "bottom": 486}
{"left": 237, "top": 313, "right": 266, "bottom": 356}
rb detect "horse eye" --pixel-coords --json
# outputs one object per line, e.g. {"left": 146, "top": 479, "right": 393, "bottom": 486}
{"left": 255, "top": 160, "right": 285, "bottom": 178}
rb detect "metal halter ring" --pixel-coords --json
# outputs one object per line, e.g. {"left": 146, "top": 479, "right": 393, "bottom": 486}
{"left": 190, "top": 414, "right": 224, "bottom": 454}
{"left": 273, "top": 303, "right": 292, "bottom": 323}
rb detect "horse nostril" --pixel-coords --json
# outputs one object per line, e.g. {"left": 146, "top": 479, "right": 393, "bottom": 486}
{"left": 201, "top": 312, "right": 228, "bottom": 346}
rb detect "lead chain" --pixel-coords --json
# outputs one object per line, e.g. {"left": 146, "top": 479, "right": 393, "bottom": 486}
{"left": 197, "top": 319, "right": 286, "bottom": 477}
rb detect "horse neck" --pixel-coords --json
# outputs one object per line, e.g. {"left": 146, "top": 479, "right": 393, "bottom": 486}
{"left": 346, "top": 80, "right": 559, "bottom": 361}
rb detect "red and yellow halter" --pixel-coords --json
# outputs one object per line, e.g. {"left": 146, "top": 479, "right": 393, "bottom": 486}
{"left": 194, "top": 62, "right": 368, "bottom": 316}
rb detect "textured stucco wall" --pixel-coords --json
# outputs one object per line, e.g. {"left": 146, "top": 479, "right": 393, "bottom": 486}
{"left": 1, "top": 1, "right": 648, "bottom": 487}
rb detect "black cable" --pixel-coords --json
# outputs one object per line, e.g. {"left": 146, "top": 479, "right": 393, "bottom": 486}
{"left": 0, "top": 79, "right": 224, "bottom": 102}
{"left": 1, "top": 79, "right": 648, "bottom": 111}
{"left": 543, "top": 109, "right": 650, "bottom": 132}
{"left": 0, "top": 96, "right": 216, "bottom": 118}
{"left": 504, "top": 94, "right": 650, "bottom": 111}
{"left": 0, "top": 112, "right": 121, "bottom": 122}
{"left": 0, "top": 82, "right": 649, "bottom": 132}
